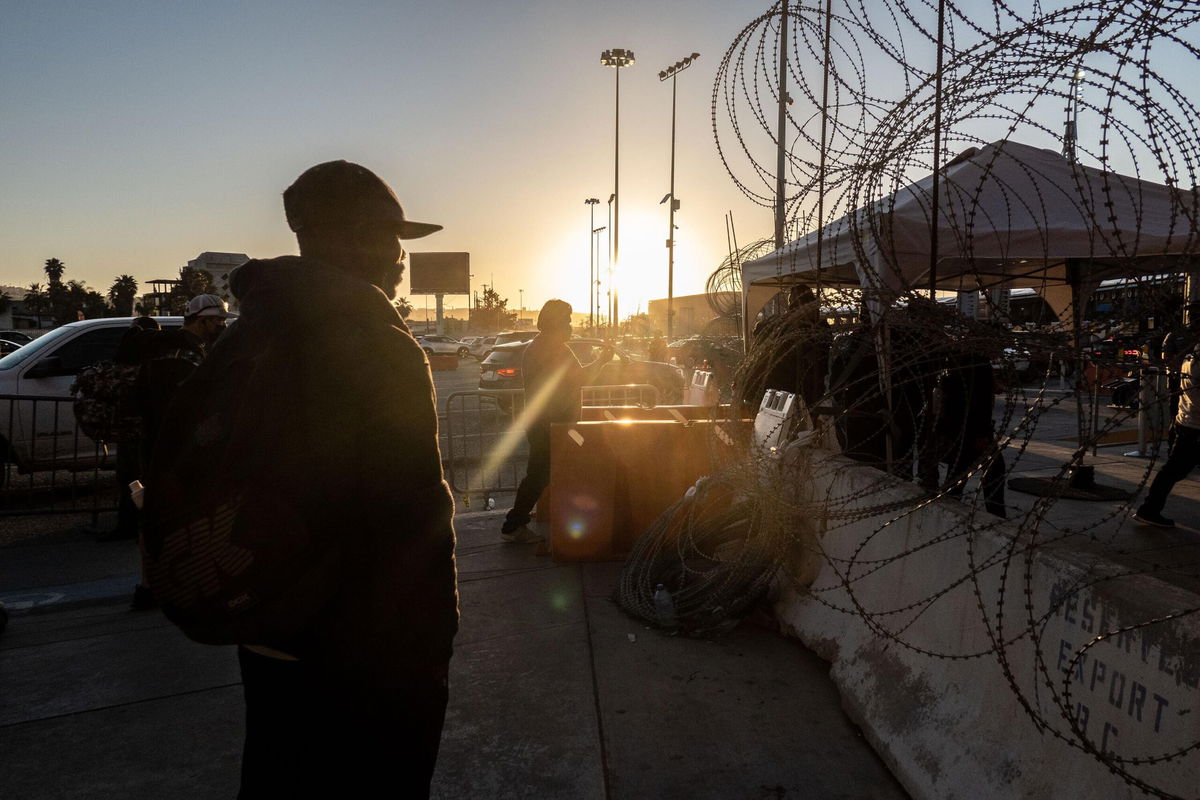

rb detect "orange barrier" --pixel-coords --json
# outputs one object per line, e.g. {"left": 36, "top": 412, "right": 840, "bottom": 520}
{"left": 546, "top": 419, "right": 751, "bottom": 562}
{"left": 428, "top": 354, "right": 460, "bottom": 371}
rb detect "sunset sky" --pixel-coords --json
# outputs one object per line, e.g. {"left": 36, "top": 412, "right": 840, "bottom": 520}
{"left": 5, "top": 2, "right": 1191, "bottom": 322}
{"left": 0, "top": 0, "right": 779, "bottom": 317}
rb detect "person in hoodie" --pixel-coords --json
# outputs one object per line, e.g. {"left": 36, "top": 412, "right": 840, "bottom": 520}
{"left": 215, "top": 162, "right": 458, "bottom": 798}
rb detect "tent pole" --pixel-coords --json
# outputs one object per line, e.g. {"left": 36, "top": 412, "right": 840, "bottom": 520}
{"left": 928, "top": 0, "right": 945, "bottom": 300}
{"left": 775, "top": 0, "right": 789, "bottom": 250}
{"left": 816, "top": 0, "right": 833, "bottom": 283}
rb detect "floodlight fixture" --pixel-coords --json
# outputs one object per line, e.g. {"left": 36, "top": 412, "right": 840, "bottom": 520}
{"left": 600, "top": 48, "right": 635, "bottom": 68}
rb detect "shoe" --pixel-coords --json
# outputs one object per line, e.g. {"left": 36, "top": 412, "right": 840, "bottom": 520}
{"left": 1133, "top": 508, "right": 1175, "bottom": 528}
{"left": 501, "top": 525, "right": 541, "bottom": 544}
{"left": 130, "top": 584, "right": 158, "bottom": 611}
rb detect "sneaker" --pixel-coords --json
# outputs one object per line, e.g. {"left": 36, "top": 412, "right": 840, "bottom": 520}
{"left": 1133, "top": 508, "right": 1175, "bottom": 528}
{"left": 501, "top": 525, "right": 541, "bottom": 544}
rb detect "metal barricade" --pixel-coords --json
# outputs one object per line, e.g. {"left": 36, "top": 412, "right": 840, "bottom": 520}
{"left": 442, "top": 390, "right": 528, "bottom": 508}
{"left": 442, "top": 384, "right": 660, "bottom": 506}
{"left": 0, "top": 393, "right": 118, "bottom": 520}
{"left": 581, "top": 383, "right": 659, "bottom": 407}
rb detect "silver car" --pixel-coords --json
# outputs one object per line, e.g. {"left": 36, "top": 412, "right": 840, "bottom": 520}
{"left": 416, "top": 335, "right": 469, "bottom": 358}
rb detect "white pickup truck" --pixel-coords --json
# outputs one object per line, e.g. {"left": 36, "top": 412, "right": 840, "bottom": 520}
{"left": 0, "top": 317, "right": 183, "bottom": 473}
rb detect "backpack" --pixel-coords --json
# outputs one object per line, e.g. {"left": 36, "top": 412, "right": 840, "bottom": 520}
{"left": 71, "top": 362, "right": 142, "bottom": 444}
{"left": 141, "top": 323, "right": 344, "bottom": 647}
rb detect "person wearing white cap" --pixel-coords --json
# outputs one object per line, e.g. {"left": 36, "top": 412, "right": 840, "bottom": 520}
{"left": 183, "top": 293, "right": 230, "bottom": 340}
{"left": 125, "top": 293, "right": 230, "bottom": 608}
{"left": 139, "top": 293, "right": 228, "bottom": 443}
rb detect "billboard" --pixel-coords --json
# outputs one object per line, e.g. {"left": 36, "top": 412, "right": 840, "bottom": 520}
{"left": 408, "top": 252, "right": 470, "bottom": 295}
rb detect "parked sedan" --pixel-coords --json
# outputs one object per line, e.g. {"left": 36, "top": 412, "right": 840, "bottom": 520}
{"left": 0, "top": 331, "right": 35, "bottom": 345}
{"left": 479, "top": 338, "right": 685, "bottom": 403}
{"left": 0, "top": 316, "right": 184, "bottom": 473}
{"left": 416, "top": 335, "right": 470, "bottom": 358}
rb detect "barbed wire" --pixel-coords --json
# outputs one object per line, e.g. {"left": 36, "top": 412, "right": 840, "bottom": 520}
{"left": 620, "top": 2, "right": 1200, "bottom": 795}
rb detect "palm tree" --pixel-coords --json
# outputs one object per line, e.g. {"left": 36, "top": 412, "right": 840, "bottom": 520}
{"left": 43, "top": 258, "right": 66, "bottom": 285}
{"left": 108, "top": 275, "right": 139, "bottom": 316}
{"left": 23, "top": 283, "right": 48, "bottom": 327}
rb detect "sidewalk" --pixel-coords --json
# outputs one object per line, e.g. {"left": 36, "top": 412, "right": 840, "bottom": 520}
{"left": 0, "top": 510, "right": 906, "bottom": 800}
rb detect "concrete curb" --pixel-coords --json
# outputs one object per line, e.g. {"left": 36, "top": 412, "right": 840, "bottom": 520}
{"left": 0, "top": 574, "right": 137, "bottom": 615}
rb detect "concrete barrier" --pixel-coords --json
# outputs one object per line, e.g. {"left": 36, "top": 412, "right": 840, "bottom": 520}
{"left": 773, "top": 448, "right": 1199, "bottom": 799}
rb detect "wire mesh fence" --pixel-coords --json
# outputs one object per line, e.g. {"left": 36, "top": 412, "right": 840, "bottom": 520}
{"left": 0, "top": 394, "right": 118, "bottom": 520}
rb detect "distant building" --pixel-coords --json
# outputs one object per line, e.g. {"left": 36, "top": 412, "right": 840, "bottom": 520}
{"left": 648, "top": 292, "right": 739, "bottom": 338}
{"left": 188, "top": 252, "right": 249, "bottom": 312}
{"left": 0, "top": 284, "right": 45, "bottom": 330}
{"left": 142, "top": 278, "right": 180, "bottom": 316}
{"left": 137, "top": 252, "right": 249, "bottom": 316}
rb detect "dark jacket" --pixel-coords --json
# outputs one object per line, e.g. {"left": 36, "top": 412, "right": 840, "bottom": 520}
{"left": 224, "top": 255, "right": 458, "bottom": 702}
{"left": 522, "top": 334, "right": 585, "bottom": 428}
{"left": 136, "top": 328, "right": 206, "bottom": 455}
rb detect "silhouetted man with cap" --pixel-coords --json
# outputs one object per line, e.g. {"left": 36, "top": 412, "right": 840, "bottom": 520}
{"left": 207, "top": 161, "right": 457, "bottom": 797}
{"left": 501, "top": 299, "right": 612, "bottom": 544}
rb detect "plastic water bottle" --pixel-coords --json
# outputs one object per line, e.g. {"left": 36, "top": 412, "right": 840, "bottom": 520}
{"left": 653, "top": 583, "right": 677, "bottom": 630}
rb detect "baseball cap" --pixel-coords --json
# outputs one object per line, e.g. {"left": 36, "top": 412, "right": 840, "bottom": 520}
{"left": 186, "top": 294, "right": 229, "bottom": 319}
{"left": 283, "top": 160, "right": 442, "bottom": 240}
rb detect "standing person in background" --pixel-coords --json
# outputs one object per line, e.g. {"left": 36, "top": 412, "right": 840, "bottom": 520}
{"left": 1159, "top": 302, "right": 1200, "bottom": 453}
{"left": 501, "top": 299, "right": 612, "bottom": 544}
{"left": 137, "top": 294, "right": 228, "bottom": 462}
{"left": 1136, "top": 322, "right": 1200, "bottom": 528}
{"left": 740, "top": 285, "right": 830, "bottom": 415}
{"left": 935, "top": 343, "right": 1007, "bottom": 518}
{"left": 97, "top": 316, "right": 160, "bottom": 543}
{"left": 128, "top": 296, "right": 227, "bottom": 609}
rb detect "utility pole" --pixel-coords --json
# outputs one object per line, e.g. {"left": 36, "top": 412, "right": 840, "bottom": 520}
{"left": 585, "top": 198, "right": 600, "bottom": 329}
{"left": 601, "top": 49, "right": 634, "bottom": 333}
{"left": 659, "top": 52, "right": 700, "bottom": 340}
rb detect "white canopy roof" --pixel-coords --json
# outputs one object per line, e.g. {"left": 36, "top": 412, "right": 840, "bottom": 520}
{"left": 742, "top": 140, "right": 1199, "bottom": 297}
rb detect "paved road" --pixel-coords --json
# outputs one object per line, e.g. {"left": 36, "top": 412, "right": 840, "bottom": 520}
{"left": 431, "top": 356, "right": 483, "bottom": 415}
{"left": 0, "top": 511, "right": 909, "bottom": 800}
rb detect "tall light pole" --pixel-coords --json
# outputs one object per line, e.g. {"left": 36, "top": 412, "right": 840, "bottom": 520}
{"left": 585, "top": 198, "right": 600, "bottom": 330}
{"left": 592, "top": 226, "right": 606, "bottom": 331}
{"left": 606, "top": 193, "right": 615, "bottom": 327}
{"left": 601, "top": 48, "right": 634, "bottom": 334}
{"left": 659, "top": 52, "right": 699, "bottom": 341}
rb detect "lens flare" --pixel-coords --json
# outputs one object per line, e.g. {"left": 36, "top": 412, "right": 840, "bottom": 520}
{"left": 478, "top": 360, "right": 572, "bottom": 483}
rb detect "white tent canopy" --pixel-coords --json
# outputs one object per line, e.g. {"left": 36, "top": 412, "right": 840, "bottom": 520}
{"left": 742, "top": 140, "right": 1199, "bottom": 327}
